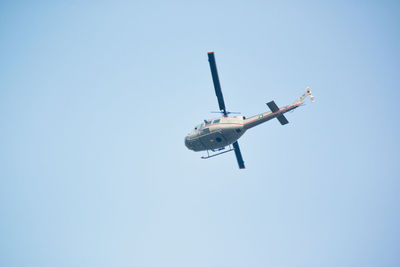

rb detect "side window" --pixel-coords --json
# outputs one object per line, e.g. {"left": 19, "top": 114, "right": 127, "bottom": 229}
{"left": 213, "top": 119, "right": 220, "bottom": 124}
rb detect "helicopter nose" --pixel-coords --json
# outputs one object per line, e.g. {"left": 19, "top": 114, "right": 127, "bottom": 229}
{"left": 184, "top": 136, "right": 189, "bottom": 147}
{"left": 184, "top": 135, "right": 192, "bottom": 149}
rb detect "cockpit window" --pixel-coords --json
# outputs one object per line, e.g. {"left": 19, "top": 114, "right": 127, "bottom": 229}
{"left": 205, "top": 120, "right": 212, "bottom": 125}
{"left": 213, "top": 119, "right": 220, "bottom": 124}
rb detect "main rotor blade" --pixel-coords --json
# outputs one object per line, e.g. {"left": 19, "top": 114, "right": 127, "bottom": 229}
{"left": 232, "top": 141, "right": 245, "bottom": 169}
{"left": 208, "top": 52, "right": 227, "bottom": 116}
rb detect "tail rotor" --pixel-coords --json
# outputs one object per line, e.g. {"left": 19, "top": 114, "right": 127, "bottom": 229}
{"left": 307, "top": 87, "right": 315, "bottom": 102}
{"left": 294, "top": 86, "right": 315, "bottom": 104}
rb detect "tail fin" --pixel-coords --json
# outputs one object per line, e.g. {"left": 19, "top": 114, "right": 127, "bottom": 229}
{"left": 294, "top": 86, "right": 315, "bottom": 104}
{"left": 307, "top": 87, "right": 315, "bottom": 102}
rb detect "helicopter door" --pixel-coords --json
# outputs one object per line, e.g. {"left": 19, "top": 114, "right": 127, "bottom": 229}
{"left": 198, "top": 130, "right": 227, "bottom": 150}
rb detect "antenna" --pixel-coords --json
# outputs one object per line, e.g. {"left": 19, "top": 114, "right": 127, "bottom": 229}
{"left": 210, "top": 111, "right": 241, "bottom": 115}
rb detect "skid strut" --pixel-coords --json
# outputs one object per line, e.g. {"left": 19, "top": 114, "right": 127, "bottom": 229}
{"left": 201, "top": 145, "right": 234, "bottom": 159}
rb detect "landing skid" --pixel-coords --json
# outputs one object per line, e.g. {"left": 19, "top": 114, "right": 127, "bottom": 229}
{"left": 201, "top": 145, "right": 234, "bottom": 159}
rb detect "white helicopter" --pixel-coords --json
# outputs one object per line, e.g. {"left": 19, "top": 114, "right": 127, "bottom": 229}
{"left": 185, "top": 52, "right": 314, "bottom": 169}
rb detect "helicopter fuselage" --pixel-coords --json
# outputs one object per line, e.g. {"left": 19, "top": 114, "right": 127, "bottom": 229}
{"left": 185, "top": 102, "right": 302, "bottom": 152}
{"left": 185, "top": 116, "right": 245, "bottom": 151}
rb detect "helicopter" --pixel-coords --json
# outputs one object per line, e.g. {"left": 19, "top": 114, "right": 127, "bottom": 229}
{"left": 185, "top": 52, "right": 314, "bottom": 169}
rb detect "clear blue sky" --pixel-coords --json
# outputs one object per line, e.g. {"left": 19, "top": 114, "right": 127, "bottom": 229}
{"left": 1, "top": 1, "right": 399, "bottom": 266}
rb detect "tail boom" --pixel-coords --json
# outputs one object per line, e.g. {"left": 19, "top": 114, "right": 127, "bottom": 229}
{"left": 243, "top": 87, "right": 314, "bottom": 130}
{"left": 243, "top": 102, "right": 300, "bottom": 130}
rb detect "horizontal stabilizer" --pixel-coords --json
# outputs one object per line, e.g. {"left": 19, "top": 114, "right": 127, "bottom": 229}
{"left": 266, "top": 101, "right": 279, "bottom": 113}
{"left": 276, "top": 115, "right": 289, "bottom": 125}
{"left": 266, "top": 100, "right": 289, "bottom": 125}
